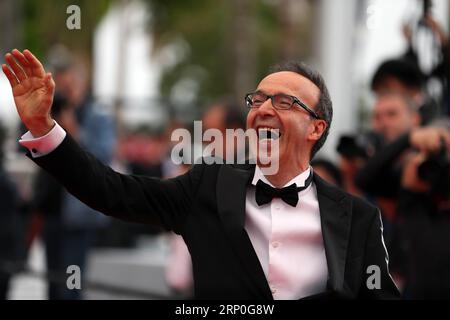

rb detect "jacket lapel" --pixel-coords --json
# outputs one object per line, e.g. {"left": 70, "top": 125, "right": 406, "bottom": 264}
{"left": 314, "top": 174, "right": 352, "bottom": 296}
{"left": 216, "top": 163, "right": 273, "bottom": 299}
{"left": 216, "top": 165, "right": 352, "bottom": 299}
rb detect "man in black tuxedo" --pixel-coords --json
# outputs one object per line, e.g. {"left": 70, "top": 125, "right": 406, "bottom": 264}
{"left": 2, "top": 49, "right": 399, "bottom": 299}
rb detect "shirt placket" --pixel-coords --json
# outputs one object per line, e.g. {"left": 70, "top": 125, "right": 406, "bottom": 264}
{"left": 267, "top": 197, "right": 284, "bottom": 298}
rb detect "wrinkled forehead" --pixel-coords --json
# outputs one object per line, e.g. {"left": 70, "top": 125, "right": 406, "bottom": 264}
{"left": 256, "top": 71, "right": 320, "bottom": 108}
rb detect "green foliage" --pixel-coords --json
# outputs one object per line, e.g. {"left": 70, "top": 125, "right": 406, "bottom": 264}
{"left": 145, "top": 0, "right": 291, "bottom": 105}
{"left": 147, "top": 0, "right": 232, "bottom": 103}
{"left": 21, "top": 0, "right": 311, "bottom": 111}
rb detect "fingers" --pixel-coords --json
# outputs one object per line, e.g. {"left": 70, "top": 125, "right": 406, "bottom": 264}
{"left": 1, "top": 64, "right": 19, "bottom": 87}
{"left": 3, "top": 48, "right": 46, "bottom": 86}
{"left": 426, "top": 130, "right": 443, "bottom": 153}
{"left": 5, "top": 53, "right": 27, "bottom": 82}
{"left": 427, "top": 131, "right": 441, "bottom": 152}
{"left": 44, "top": 72, "right": 55, "bottom": 92}
{"left": 426, "top": 128, "right": 449, "bottom": 153}
{"left": 23, "top": 49, "right": 46, "bottom": 78}
{"left": 413, "top": 127, "right": 450, "bottom": 154}
{"left": 12, "top": 49, "right": 32, "bottom": 78}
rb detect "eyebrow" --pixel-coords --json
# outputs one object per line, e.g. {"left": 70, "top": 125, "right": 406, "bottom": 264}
{"left": 254, "top": 89, "right": 295, "bottom": 96}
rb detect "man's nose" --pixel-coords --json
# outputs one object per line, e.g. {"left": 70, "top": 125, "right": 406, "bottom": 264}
{"left": 256, "top": 98, "right": 277, "bottom": 116}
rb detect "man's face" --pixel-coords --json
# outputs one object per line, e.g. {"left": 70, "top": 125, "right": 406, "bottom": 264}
{"left": 372, "top": 94, "right": 419, "bottom": 143}
{"left": 246, "top": 71, "right": 323, "bottom": 169}
{"left": 54, "top": 68, "right": 87, "bottom": 107}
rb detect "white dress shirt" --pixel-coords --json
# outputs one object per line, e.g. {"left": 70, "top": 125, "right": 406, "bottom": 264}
{"left": 19, "top": 121, "right": 66, "bottom": 158}
{"left": 19, "top": 123, "right": 329, "bottom": 299}
{"left": 245, "top": 166, "right": 328, "bottom": 299}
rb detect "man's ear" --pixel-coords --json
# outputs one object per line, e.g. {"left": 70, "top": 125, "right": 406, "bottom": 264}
{"left": 308, "top": 119, "right": 327, "bottom": 142}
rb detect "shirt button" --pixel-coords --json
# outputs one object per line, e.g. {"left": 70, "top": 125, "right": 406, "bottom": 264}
{"left": 271, "top": 287, "right": 277, "bottom": 294}
{"left": 272, "top": 242, "right": 280, "bottom": 248}
{"left": 31, "top": 148, "right": 37, "bottom": 153}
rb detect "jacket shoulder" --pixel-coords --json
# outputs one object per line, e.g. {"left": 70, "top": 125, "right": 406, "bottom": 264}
{"left": 314, "top": 173, "right": 378, "bottom": 219}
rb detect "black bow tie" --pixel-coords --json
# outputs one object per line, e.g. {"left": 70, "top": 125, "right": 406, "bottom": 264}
{"left": 255, "top": 171, "right": 313, "bottom": 207}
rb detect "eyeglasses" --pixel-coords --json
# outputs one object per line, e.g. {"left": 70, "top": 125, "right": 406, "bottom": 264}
{"left": 245, "top": 91, "right": 320, "bottom": 119}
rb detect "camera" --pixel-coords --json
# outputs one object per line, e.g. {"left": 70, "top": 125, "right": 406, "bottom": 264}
{"left": 336, "top": 132, "right": 381, "bottom": 159}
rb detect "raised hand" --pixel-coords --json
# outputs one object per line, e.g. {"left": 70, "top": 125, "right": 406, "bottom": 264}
{"left": 2, "top": 49, "right": 55, "bottom": 137}
{"left": 409, "top": 126, "right": 450, "bottom": 154}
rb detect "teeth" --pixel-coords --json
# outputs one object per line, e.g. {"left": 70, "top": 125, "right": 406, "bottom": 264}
{"left": 258, "top": 127, "right": 280, "bottom": 140}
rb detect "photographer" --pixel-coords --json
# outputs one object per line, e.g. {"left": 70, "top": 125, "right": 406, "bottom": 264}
{"left": 355, "top": 93, "right": 420, "bottom": 198}
{"left": 355, "top": 89, "right": 450, "bottom": 292}
{"left": 397, "top": 120, "right": 450, "bottom": 298}
{"left": 402, "top": 1, "right": 450, "bottom": 117}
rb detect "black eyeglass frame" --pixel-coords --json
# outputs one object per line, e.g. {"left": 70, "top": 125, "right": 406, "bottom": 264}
{"left": 245, "top": 91, "right": 321, "bottom": 119}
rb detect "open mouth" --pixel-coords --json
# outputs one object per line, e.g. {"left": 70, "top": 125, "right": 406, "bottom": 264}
{"left": 257, "top": 127, "right": 281, "bottom": 141}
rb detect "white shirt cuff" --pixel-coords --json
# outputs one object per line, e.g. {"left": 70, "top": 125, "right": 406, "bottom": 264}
{"left": 19, "top": 121, "right": 67, "bottom": 158}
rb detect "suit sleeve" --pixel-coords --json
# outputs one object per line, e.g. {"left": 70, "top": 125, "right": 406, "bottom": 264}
{"left": 30, "top": 134, "right": 204, "bottom": 234}
{"left": 359, "top": 208, "right": 400, "bottom": 299}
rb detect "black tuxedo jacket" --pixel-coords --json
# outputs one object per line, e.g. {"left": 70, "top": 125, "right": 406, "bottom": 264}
{"left": 31, "top": 135, "right": 399, "bottom": 299}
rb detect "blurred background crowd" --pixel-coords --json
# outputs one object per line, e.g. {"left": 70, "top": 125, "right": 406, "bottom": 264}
{"left": 0, "top": 0, "right": 450, "bottom": 299}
